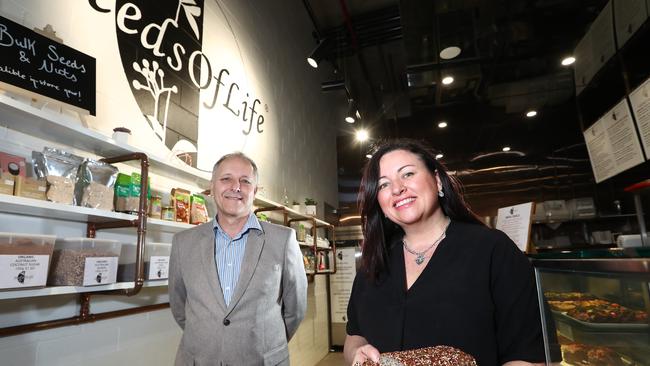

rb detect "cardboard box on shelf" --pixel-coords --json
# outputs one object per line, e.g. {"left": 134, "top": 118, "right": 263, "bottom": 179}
{"left": 14, "top": 176, "right": 46, "bottom": 200}
{"left": 0, "top": 172, "right": 14, "bottom": 195}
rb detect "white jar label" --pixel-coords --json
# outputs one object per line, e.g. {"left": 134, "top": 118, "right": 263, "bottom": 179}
{"left": 148, "top": 256, "right": 170, "bottom": 280}
{"left": 83, "top": 257, "right": 118, "bottom": 286}
{"left": 0, "top": 254, "right": 49, "bottom": 288}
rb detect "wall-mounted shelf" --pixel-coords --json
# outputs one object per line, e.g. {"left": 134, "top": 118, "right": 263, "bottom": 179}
{"left": 0, "top": 280, "right": 168, "bottom": 300}
{"left": 0, "top": 194, "right": 194, "bottom": 233}
{"left": 298, "top": 241, "right": 312, "bottom": 248}
{"left": 0, "top": 94, "right": 211, "bottom": 189}
{"left": 254, "top": 201, "right": 337, "bottom": 275}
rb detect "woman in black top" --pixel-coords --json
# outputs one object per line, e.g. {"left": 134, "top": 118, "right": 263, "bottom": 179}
{"left": 344, "top": 139, "right": 547, "bottom": 366}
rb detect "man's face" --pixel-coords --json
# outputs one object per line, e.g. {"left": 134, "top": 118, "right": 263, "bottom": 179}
{"left": 211, "top": 157, "right": 257, "bottom": 220}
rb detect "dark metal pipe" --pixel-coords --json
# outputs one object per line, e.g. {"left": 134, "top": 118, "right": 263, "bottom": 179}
{"left": 98, "top": 152, "right": 150, "bottom": 296}
{"left": 0, "top": 302, "right": 169, "bottom": 338}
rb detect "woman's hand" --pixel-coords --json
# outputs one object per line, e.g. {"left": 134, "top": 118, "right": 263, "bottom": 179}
{"left": 351, "top": 343, "right": 381, "bottom": 365}
{"left": 344, "top": 334, "right": 380, "bottom": 365}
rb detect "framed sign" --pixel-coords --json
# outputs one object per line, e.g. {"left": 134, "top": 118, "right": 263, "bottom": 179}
{"left": 0, "top": 15, "right": 96, "bottom": 115}
{"left": 496, "top": 202, "right": 535, "bottom": 253}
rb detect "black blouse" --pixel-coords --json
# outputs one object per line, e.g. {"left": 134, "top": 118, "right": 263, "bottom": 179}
{"left": 346, "top": 220, "right": 546, "bottom": 366}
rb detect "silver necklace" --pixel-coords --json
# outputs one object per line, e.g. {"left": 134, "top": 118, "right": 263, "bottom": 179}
{"left": 403, "top": 218, "right": 451, "bottom": 265}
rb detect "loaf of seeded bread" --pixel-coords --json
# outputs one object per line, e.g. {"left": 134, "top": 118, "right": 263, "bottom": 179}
{"left": 361, "top": 345, "right": 476, "bottom": 366}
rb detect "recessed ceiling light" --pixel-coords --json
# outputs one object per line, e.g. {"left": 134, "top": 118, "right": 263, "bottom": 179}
{"left": 502, "top": 146, "right": 511, "bottom": 152}
{"left": 365, "top": 154, "right": 372, "bottom": 159}
{"left": 561, "top": 56, "right": 576, "bottom": 66}
{"left": 442, "top": 76, "right": 454, "bottom": 85}
{"left": 345, "top": 116, "right": 355, "bottom": 123}
{"left": 435, "top": 153, "right": 444, "bottom": 159}
{"left": 526, "top": 110, "right": 537, "bottom": 118}
{"left": 356, "top": 129, "right": 369, "bottom": 142}
{"left": 438, "top": 121, "right": 448, "bottom": 128}
{"left": 440, "top": 46, "right": 461, "bottom": 60}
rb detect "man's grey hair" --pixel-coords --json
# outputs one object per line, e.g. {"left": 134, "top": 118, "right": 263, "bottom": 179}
{"left": 212, "top": 152, "right": 259, "bottom": 181}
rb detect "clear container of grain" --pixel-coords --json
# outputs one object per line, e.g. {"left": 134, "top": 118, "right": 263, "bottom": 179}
{"left": 49, "top": 238, "right": 121, "bottom": 286}
{"left": 0, "top": 232, "right": 56, "bottom": 289}
{"left": 118, "top": 242, "right": 171, "bottom": 281}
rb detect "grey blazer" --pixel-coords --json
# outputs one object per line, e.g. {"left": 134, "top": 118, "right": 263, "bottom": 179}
{"left": 169, "top": 220, "right": 308, "bottom": 366}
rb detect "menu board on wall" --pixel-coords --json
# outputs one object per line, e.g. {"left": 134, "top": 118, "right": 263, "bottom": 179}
{"left": 495, "top": 202, "right": 534, "bottom": 252}
{"left": 574, "top": 1, "right": 615, "bottom": 95}
{"left": 0, "top": 15, "right": 96, "bottom": 115}
{"left": 614, "top": 0, "right": 648, "bottom": 48}
{"left": 584, "top": 99, "right": 645, "bottom": 183}
{"left": 629, "top": 77, "right": 650, "bottom": 158}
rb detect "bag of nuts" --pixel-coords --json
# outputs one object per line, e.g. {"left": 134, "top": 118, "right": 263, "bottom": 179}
{"left": 75, "top": 159, "right": 118, "bottom": 211}
{"left": 33, "top": 148, "right": 84, "bottom": 205}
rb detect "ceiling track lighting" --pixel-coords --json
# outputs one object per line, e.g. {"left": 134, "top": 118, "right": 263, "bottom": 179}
{"left": 307, "top": 37, "right": 333, "bottom": 69}
{"left": 345, "top": 98, "right": 359, "bottom": 123}
{"left": 321, "top": 79, "right": 346, "bottom": 92}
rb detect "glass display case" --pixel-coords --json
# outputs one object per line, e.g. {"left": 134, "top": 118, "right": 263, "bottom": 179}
{"left": 532, "top": 249, "right": 650, "bottom": 365}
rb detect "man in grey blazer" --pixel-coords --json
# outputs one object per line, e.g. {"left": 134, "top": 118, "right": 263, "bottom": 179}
{"left": 169, "top": 152, "right": 307, "bottom": 366}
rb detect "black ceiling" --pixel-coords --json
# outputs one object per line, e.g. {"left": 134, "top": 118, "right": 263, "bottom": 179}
{"left": 302, "top": 0, "right": 618, "bottom": 216}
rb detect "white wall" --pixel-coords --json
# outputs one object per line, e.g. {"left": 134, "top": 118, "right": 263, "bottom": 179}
{"left": 0, "top": 0, "right": 338, "bottom": 364}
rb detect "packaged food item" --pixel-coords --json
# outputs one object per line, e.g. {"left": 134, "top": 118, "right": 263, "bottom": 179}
{"left": 114, "top": 173, "right": 136, "bottom": 212}
{"left": 0, "top": 232, "right": 55, "bottom": 289}
{"left": 190, "top": 194, "right": 209, "bottom": 224}
{"left": 0, "top": 152, "right": 26, "bottom": 177}
{"left": 13, "top": 176, "right": 47, "bottom": 200}
{"left": 75, "top": 159, "right": 118, "bottom": 211}
{"left": 114, "top": 172, "right": 150, "bottom": 213}
{"left": 149, "top": 195, "right": 162, "bottom": 218}
{"left": 161, "top": 206, "right": 175, "bottom": 221}
{"left": 32, "top": 148, "right": 84, "bottom": 205}
{"left": 171, "top": 188, "right": 191, "bottom": 223}
{"left": 48, "top": 238, "right": 121, "bottom": 286}
{"left": 0, "top": 172, "right": 15, "bottom": 195}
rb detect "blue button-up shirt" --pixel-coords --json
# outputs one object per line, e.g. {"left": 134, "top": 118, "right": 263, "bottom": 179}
{"left": 213, "top": 213, "right": 262, "bottom": 306}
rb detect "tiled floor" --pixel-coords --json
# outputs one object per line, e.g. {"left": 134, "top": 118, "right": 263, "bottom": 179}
{"left": 315, "top": 351, "right": 346, "bottom": 366}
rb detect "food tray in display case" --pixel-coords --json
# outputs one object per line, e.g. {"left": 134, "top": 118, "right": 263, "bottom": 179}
{"left": 560, "top": 343, "right": 647, "bottom": 366}
{"left": 555, "top": 312, "right": 650, "bottom": 347}
{"left": 557, "top": 310, "right": 649, "bottom": 331}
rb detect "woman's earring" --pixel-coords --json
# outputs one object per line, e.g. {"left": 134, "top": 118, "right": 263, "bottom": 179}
{"left": 438, "top": 190, "right": 445, "bottom": 198}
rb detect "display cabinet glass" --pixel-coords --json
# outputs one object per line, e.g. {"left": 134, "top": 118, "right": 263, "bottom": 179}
{"left": 532, "top": 250, "right": 650, "bottom": 365}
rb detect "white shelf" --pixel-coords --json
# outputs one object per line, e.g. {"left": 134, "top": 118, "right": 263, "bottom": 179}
{"left": 0, "top": 280, "right": 168, "bottom": 300}
{"left": 0, "top": 194, "right": 134, "bottom": 223}
{"left": 254, "top": 196, "right": 331, "bottom": 226}
{"left": 147, "top": 217, "right": 194, "bottom": 232}
{"left": 0, "top": 194, "right": 195, "bottom": 233}
{"left": 298, "top": 241, "right": 313, "bottom": 248}
{"left": 0, "top": 94, "right": 211, "bottom": 188}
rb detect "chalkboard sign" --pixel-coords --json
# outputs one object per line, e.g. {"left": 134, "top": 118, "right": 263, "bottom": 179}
{"left": 0, "top": 15, "right": 96, "bottom": 115}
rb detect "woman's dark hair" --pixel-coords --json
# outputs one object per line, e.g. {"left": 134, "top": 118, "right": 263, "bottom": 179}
{"left": 358, "top": 138, "right": 484, "bottom": 281}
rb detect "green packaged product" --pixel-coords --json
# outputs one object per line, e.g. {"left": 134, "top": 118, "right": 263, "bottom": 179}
{"left": 114, "top": 172, "right": 150, "bottom": 213}
{"left": 190, "top": 194, "right": 209, "bottom": 224}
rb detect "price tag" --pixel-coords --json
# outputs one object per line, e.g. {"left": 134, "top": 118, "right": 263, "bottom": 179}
{"left": 0, "top": 254, "right": 49, "bottom": 288}
{"left": 83, "top": 257, "right": 118, "bottom": 286}
{"left": 147, "top": 256, "right": 170, "bottom": 280}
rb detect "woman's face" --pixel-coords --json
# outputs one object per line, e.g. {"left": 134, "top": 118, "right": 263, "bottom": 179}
{"left": 376, "top": 149, "right": 442, "bottom": 228}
